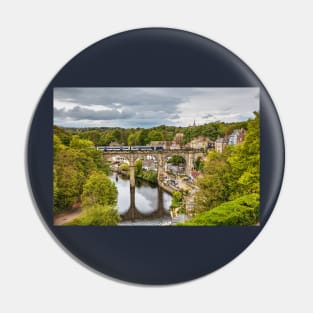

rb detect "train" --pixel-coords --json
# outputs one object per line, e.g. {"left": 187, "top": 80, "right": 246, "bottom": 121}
{"left": 96, "top": 145, "right": 164, "bottom": 151}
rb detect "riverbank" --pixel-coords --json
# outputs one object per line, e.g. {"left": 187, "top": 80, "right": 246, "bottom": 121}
{"left": 158, "top": 180, "right": 174, "bottom": 195}
{"left": 54, "top": 207, "right": 82, "bottom": 225}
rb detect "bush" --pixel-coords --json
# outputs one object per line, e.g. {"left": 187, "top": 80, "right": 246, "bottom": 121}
{"left": 119, "top": 163, "right": 130, "bottom": 172}
{"left": 171, "top": 191, "right": 183, "bottom": 208}
{"left": 82, "top": 172, "right": 117, "bottom": 207}
{"left": 178, "top": 194, "right": 259, "bottom": 226}
{"left": 66, "top": 205, "right": 121, "bottom": 226}
{"left": 141, "top": 170, "right": 158, "bottom": 184}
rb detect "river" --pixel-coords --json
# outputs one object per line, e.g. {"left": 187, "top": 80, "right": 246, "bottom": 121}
{"left": 109, "top": 173, "right": 173, "bottom": 225}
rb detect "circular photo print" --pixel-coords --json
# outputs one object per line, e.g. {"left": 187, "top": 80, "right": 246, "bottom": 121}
{"left": 27, "top": 28, "right": 284, "bottom": 284}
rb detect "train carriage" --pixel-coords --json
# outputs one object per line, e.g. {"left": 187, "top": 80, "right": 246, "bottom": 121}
{"left": 97, "top": 145, "right": 164, "bottom": 151}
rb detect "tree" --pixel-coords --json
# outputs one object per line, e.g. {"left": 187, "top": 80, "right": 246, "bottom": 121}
{"left": 167, "top": 155, "right": 185, "bottom": 165}
{"left": 112, "top": 129, "right": 122, "bottom": 143}
{"left": 100, "top": 132, "right": 116, "bottom": 145}
{"left": 227, "top": 112, "right": 260, "bottom": 199}
{"left": 134, "top": 159, "right": 143, "bottom": 176}
{"left": 148, "top": 129, "right": 163, "bottom": 142}
{"left": 179, "top": 194, "right": 259, "bottom": 226}
{"left": 53, "top": 126, "right": 71, "bottom": 146}
{"left": 119, "top": 163, "right": 130, "bottom": 172}
{"left": 53, "top": 163, "right": 85, "bottom": 212}
{"left": 70, "top": 135, "right": 94, "bottom": 150}
{"left": 136, "top": 129, "right": 149, "bottom": 145}
{"left": 195, "top": 150, "right": 231, "bottom": 212}
{"left": 54, "top": 149, "right": 91, "bottom": 212}
{"left": 194, "top": 157, "right": 204, "bottom": 171}
{"left": 194, "top": 113, "right": 259, "bottom": 212}
{"left": 127, "top": 133, "right": 137, "bottom": 145}
{"left": 82, "top": 172, "right": 118, "bottom": 208}
{"left": 53, "top": 134, "right": 65, "bottom": 154}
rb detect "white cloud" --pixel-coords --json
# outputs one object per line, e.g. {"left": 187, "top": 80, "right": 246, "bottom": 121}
{"left": 54, "top": 87, "right": 259, "bottom": 128}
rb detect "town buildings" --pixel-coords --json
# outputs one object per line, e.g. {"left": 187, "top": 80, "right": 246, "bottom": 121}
{"left": 215, "top": 128, "right": 246, "bottom": 152}
{"left": 149, "top": 140, "right": 171, "bottom": 149}
{"left": 228, "top": 128, "right": 246, "bottom": 145}
{"left": 185, "top": 136, "right": 213, "bottom": 150}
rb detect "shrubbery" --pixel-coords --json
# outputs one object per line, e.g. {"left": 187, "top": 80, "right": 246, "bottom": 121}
{"left": 53, "top": 130, "right": 113, "bottom": 213}
{"left": 195, "top": 113, "right": 259, "bottom": 212}
{"left": 66, "top": 205, "right": 121, "bottom": 226}
{"left": 171, "top": 191, "right": 183, "bottom": 208}
{"left": 82, "top": 172, "right": 117, "bottom": 207}
{"left": 178, "top": 194, "right": 259, "bottom": 226}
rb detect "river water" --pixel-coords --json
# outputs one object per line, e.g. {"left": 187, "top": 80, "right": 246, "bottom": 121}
{"left": 109, "top": 173, "right": 173, "bottom": 225}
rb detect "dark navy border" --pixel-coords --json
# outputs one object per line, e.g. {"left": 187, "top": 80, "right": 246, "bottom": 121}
{"left": 27, "top": 28, "right": 285, "bottom": 284}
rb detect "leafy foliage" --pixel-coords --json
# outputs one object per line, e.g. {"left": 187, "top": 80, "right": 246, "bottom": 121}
{"left": 194, "top": 157, "right": 205, "bottom": 171}
{"left": 195, "top": 113, "right": 259, "bottom": 213}
{"left": 134, "top": 159, "right": 143, "bottom": 176}
{"left": 171, "top": 191, "right": 183, "bottom": 208}
{"left": 167, "top": 155, "right": 185, "bottom": 165}
{"left": 53, "top": 148, "right": 93, "bottom": 212}
{"left": 195, "top": 149, "right": 232, "bottom": 212}
{"left": 119, "top": 163, "right": 130, "bottom": 172}
{"left": 134, "top": 159, "right": 157, "bottom": 183}
{"left": 66, "top": 205, "right": 121, "bottom": 226}
{"left": 81, "top": 172, "right": 117, "bottom": 208}
{"left": 179, "top": 194, "right": 259, "bottom": 226}
{"left": 53, "top": 130, "right": 110, "bottom": 213}
{"left": 54, "top": 119, "right": 248, "bottom": 148}
{"left": 140, "top": 170, "right": 157, "bottom": 184}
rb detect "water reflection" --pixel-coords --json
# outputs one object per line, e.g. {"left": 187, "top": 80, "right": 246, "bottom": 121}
{"left": 109, "top": 173, "right": 172, "bottom": 217}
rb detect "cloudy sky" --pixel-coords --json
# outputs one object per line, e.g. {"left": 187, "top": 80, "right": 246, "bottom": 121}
{"left": 54, "top": 87, "right": 259, "bottom": 128}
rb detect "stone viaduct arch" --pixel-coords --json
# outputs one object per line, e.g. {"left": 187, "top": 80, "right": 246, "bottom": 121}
{"left": 102, "top": 149, "right": 206, "bottom": 220}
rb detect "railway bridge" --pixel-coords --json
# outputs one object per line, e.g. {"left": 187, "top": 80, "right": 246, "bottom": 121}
{"left": 99, "top": 148, "right": 206, "bottom": 220}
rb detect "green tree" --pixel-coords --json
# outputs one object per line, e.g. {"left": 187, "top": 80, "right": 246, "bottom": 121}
{"left": 171, "top": 191, "right": 183, "bottom": 208}
{"left": 53, "top": 126, "right": 71, "bottom": 146}
{"left": 194, "top": 157, "right": 204, "bottom": 171}
{"left": 135, "top": 129, "right": 149, "bottom": 145}
{"left": 179, "top": 194, "right": 259, "bottom": 226}
{"left": 54, "top": 149, "right": 93, "bottom": 212}
{"left": 119, "top": 163, "right": 130, "bottom": 172}
{"left": 53, "top": 134, "right": 65, "bottom": 154}
{"left": 227, "top": 112, "right": 260, "bottom": 198}
{"left": 167, "top": 155, "right": 185, "bottom": 165}
{"left": 127, "top": 133, "right": 137, "bottom": 145}
{"left": 194, "top": 113, "right": 259, "bottom": 212}
{"left": 82, "top": 172, "right": 118, "bottom": 207}
{"left": 53, "top": 164, "right": 85, "bottom": 212}
{"left": 148, "top": 129, "right": 163, "bottom": 141}
{"left": 100, "top": 131, "right": 116, "bottom": 145}
{"left": 112, "top": 129, "right": 122, "bottom": 143}
{"left": 134, "top": 159, "right": 143, "bottom": 176}
{"left": 195, "top": 149, "right": 231, "bottom": 212}
{"left": 70, "top": 135, "right": 94, "bottom": 150}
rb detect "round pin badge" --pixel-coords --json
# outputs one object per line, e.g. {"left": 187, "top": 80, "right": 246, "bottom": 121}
{"left": 27, "top": 28, "right": 284, "bottom": 284}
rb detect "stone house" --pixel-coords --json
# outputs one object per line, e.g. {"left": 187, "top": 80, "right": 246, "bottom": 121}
{"left": 174, "top": 133, "right": 184, "bottom": 145}
{"left": 215, "top": 137, "right": 228, "bottom": 153}
{"left": 185, "top": 136, "right": 212, "bottom": 149}
{"left": 228, "top": 128, "right": 246, "bottom": 145}
{"left": 150, "top": 141, "right": 172, "bottom": 149}
{"left": 109, "top": 141, "right": 120, "bottom": 146}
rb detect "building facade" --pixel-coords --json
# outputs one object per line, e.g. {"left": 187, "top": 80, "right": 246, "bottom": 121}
{"left": 228, "top": 128, "right": 246, "bottom": 145}
{"left": 215, "top": 137, "right": 228, "bottom": 153}
{"left": 150, "top": 140, "right": 172, "bottom": 149}
{"left": 185, "top": 136, "right": 212, "bottom": 149}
